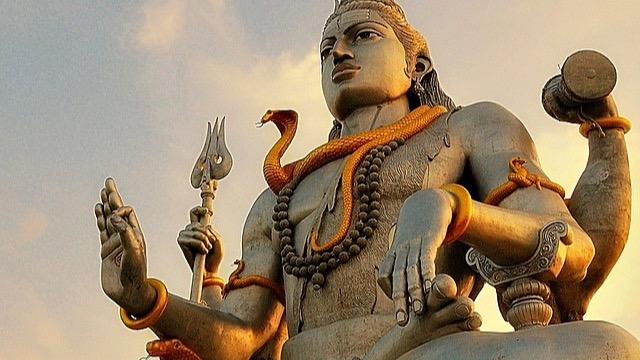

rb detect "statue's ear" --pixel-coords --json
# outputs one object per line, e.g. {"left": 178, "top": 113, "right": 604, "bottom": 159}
{"left": 412, "top": 56, "right": 433, "bottom": 84}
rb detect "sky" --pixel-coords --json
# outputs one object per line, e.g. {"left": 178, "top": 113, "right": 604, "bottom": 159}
{"left": 1, "top": 1, "right": 639, "bottom": 359}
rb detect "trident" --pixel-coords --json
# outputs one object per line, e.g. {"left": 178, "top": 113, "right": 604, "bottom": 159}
{"left": 189, "top": 117, "right": 233, "bottom": 303}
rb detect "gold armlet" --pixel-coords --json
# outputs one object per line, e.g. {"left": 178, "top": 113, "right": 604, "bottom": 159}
{"left": 440, "top": 184, "right": 473, "bottom": 245}
{"left": 484, "top": 158, "right": 565, "bottom": 206}
{"left": 579, "top": 116, "right": 631, "bottom": 138}
{"left": 202, "top": 276, "right": 225, "bottom": 290}
{"left": 120, "top": 278, "right": 168, "bottom": 330}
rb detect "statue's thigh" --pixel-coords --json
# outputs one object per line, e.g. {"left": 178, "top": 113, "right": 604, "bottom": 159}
{"left": 398, "top": 321, "right": 640, "bottom": 360}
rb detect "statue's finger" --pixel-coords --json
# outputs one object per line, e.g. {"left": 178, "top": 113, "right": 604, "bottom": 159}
{"left": 392, "top": 245, "right": 409, "bottom": 326}
{"left": 100, "top": 187, "right": 108, "bottom": 204}
{"left": 407, "top": 238, "right": 425, "bottom": 314}
{"left": 100, "top": 231, "right": 109, "bottom": 244}
{"left": 111, "top": 214, "right": 140, "bottom": 253}
{"left": 377, "top": 251, "right": 395, "bottom": 299}
{"left": 108, "top": 188, "right": 124, "bottom": 210}
{"left": 459, "top": 311, "right": 482, "bottom": 331}
{"left": 178, "top": 229, "right": 211, "bottom": 245}
{"left": 94, "top": 203, "right": 109, "bottom": 244}
{"left": 106, "top": 213, "right": 116, "bottom": 235}
{"left": 419, "top": 246, "right": 436, "bottom": 294}
{"left": 427, "top": 274, "right": 457, "bottom": 313}
{"left": 431, "top": 296, "right": 474, "bottom": 327}
{"left": 95, "top": 203, "right": 106, "bottom": 231}
{"left": 105, "top": 178, "right": 124, "bottom": 209}
{"left": 429, "top": 316, "right": 480, "bottom": 340}
{"left": 96, "top": 204, "right": 109, "bottom": 244}
{"left": 177, "top": 237, "right": 209, "bottom": 255}
{"left": 181, "top": 231, "right": 212, "bottom": 249}
{"left": 112, "top": 206, "right": 141, "bottom": 231}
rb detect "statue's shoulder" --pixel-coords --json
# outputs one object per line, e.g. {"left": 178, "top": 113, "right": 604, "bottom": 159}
{"left": 243, "top": 188, "right": 277, "bottom": 240}
{"left": 450, "top": 101, "right": 521, "bottom": 126}
{"left": 448, "top": 101, "right": 532, "bottom": 145}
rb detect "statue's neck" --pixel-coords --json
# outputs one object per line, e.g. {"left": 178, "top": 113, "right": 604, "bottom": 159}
{"left": 338, "top": 96, "right": 411, "bottom": 137}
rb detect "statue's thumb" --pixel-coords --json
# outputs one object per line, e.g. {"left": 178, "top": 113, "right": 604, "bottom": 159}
{"left": 111, "top": 215, "right": 138, "bottom": 252}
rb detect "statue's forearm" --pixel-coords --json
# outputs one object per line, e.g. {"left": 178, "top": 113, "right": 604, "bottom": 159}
{"left": 458, "top": 197, "right": 594, "bottom": 282}
{"left": 151, "top": 292, "right": 282, "bottom": 360}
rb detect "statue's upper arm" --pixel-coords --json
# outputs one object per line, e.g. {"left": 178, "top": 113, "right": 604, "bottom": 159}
{"left": 219, "top": 189, "right": 283, "bottom": 321}
{"left": 455, "top": 101, "right": 567, "bottom": 215}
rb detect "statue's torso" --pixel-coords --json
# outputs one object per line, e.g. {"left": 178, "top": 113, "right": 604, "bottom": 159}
{"left": 275, "top": 114, "right": 472, "bottom": 357}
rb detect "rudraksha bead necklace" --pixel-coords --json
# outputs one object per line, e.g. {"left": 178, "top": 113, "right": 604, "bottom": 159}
{"left": 274, "top": 139, "right": 405, "bottom": 290}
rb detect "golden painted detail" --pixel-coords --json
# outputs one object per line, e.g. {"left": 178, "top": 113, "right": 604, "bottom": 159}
{"left": 579, "top": 116, "right": 631, "bottom": 138}
{"left": 261, "top": 105, "right": 447, "bottom": 253}
{"left": 224, "top": 260, "right": 286, "bottom": 305}
{"left": 146, "top": 339, "right": 202, "bottom": 360}
{"left": 440, "top": 184, "right": 473, "bottom": 245}
{"left": 484, "top": 158, "right": 565, "bottom": 206}
{"left": 466, "top": 220, "right": 567, "bottom": 286}
{"left": 119, "top": 278, "right": 168, "bottom": 330}
{"left": 202, "top": 276, "right": 225, "bottom": 290}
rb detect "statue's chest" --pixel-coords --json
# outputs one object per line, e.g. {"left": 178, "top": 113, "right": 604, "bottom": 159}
{"left": 282, "top": 118, "right": 461, "bottom": 334}
{"left": 287, "top": 116, "right": 454, "bottom": 219}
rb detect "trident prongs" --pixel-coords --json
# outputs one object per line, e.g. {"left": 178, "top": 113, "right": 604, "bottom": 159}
{"left": 210, "top": 116, "right": 233, "bottom": 180}
{"left": 190, "top": 117, "right": 233, "bottom": 189}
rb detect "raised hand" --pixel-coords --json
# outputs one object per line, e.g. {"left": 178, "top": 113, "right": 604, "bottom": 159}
{"left": 95, "top": 178, "right": 156, "bottom": 316}
{"left": 177, "top": 206, "right": 224, "bottom": 276}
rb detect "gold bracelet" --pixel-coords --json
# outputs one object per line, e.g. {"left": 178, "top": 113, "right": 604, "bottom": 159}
{"left": 119, "top": 278, "right": 168, "bottom": 330}
{"left": 203, "top": 276, "right": 225, "bottom": 290}
{"left": 440, "top": 184, "right": 473, "bottom": 244}
{"left": 579, "top": 116, "right": 631, "bottom": 138}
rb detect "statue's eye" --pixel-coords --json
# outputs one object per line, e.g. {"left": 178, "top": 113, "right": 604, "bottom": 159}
{"left": 320, "top": 47, "right": 332, "bottom": 61}
{"left": 355, "top": 30, "right": 380, "bottom": 42}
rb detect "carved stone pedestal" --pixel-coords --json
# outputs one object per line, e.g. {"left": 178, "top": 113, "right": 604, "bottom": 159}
{"left": 502, "top": 278, "right": 553, "bottom": 330}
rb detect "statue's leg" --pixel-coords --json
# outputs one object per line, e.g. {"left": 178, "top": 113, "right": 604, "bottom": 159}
{"left": 399, "top": 321, "right": 640, "bottom": 360}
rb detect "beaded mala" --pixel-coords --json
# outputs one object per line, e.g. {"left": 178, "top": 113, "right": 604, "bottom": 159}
{"left": 274, "top": 138, "right": 405, "bottom": 290}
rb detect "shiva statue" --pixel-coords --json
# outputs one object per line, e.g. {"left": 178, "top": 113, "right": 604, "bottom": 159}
{"left": 95, "top": 0, "right": 639, "bottom": 359}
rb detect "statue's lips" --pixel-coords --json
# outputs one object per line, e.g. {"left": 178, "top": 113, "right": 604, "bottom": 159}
{"left": 332, "top": 63, "right": 361, "bottom": 83}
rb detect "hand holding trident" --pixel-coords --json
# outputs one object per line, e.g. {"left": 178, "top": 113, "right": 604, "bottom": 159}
{"left": 189, "top": 117, "right": 233, "bottom": 303}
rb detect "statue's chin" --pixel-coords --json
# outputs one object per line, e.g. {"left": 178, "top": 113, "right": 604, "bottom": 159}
{"left": 328, "top": 86, "right": 403, "bottom": 120}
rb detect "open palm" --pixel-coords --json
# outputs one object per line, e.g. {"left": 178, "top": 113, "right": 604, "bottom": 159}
{"left": 95, "top": 178, "right": 153, "bottom": 315}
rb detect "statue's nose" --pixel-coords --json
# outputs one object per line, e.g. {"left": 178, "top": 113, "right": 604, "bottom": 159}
{"left": 333, "top": 39, "right": 354, "bottom": 66}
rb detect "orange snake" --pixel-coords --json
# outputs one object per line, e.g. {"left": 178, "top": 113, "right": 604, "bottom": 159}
{"left": 261, "top": 105, "right": 447, "bottom": 252}
{"left": 146, "top": 339, "right": 202, "bottom": 360}
{"left": 224, "top": 259, "right": 286, "bottom": 305}
{"left": 484, "top": 158, "right": 565, "bottom": 206}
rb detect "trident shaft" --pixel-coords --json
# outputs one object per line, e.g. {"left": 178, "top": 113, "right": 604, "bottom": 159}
{"left": 189, "top": 117, "right": 233, "bottom": 303}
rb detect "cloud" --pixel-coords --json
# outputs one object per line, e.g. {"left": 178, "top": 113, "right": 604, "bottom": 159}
{"left": 135, "top": 0, "right": 185, "bottom": 50}
{"left": 0, "top": 279, "right": 70, "bottom": 359}
{"left": 18, "top": 208, "right": 49, "bottom": 244}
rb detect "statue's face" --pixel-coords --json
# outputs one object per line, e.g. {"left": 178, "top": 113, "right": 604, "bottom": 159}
{"left": 321, "top": 9, "right": 411, "bottom": 120}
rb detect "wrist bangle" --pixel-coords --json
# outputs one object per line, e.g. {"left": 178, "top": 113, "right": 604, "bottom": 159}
{"left": 203, "top": 276, "right": 225, "bottom": 290}
{"left": 579, "top": 116, "right": 631, "bottom": 138}
{"left": 440, "top": 184, "right": 473, "bottom": 244}
{"left": 120, "top": 278, "right": 168, "bottom": 330}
